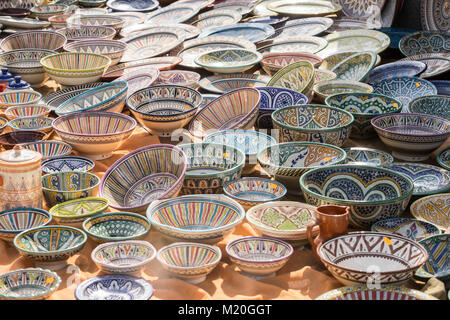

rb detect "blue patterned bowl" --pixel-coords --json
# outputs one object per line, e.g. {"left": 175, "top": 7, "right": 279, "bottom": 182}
{"left": 399, "top": 31, "right": 450, "bottom": 57}
{"left": 42, "top": 171, "right": 100, "bottom": 207}
{"left": 415, "top": 234, "right": 449, "bottom": 282}
{"left": 299, "top": 165, "right": 415, "bottom": 228}
{"left": 147, "top": 194, "right": 245, "bottom": 243}
{"left": 325, "top": 92, "right": 402, "bottom": 139}
{"left": 271, "top": 104, "right": 354, "bottom": 147}
{"left": 14, "top": 225, "right": 87, "bottom": 270}
{"left": 408, "top": 95, "right": 450, "bottom": 120}
{"left": 194, "top": 48, "right": 263, "bottom": 73}
{"left": 20, "top": 140, "right": 72, "bottom": 160}
{"left": 0, "top": 208, "right": 51, "bottom": 243}
{"left": 371, "top": 218, "right": 441, "bottom": 241}
{"left": 41, "top": 156, "right": 95, "bottom": 174}
{"left": 367, "top": 60, "right": 427, "bottom": 84}
{"left": 343, "top": 147, "right": 394, "bottom": 166}
{"left": 437, "top": 147, "right": 450, "bottom": 171}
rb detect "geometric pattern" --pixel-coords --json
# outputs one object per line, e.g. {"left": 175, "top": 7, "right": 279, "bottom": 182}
{"left": 416, "top": 234, "right": 449, "bottom": 280}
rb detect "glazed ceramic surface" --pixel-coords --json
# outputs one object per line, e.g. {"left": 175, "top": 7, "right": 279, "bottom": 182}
{"left": 110, "top": 12, "right": 148, "bottom": 30}
{"left": 411, "top": 193, "right": 449, "bottom": 231}
{"left": 331, "top": 51, "right": 377, "bottom": 82}
{"left": 56, "top": 26, "right": 117, "bottom": 41}
{"left": 30, "top": 4, "right": 69, "bottom": 20}
{"left": 4, "top": 105, "right": 50, "bottom": 120}
{"left": 121, "top": 23, "right": 200, "bottom": 41}
{"left": 316, "top": 285, "right": 437, "bottom": 300}
{"left": 338, "top": 0, "right": 386, "bottom": 18}
{"left": 266, "top": 0, "right": 342, "bottom": 17}
{"left": 48, "top": 14, "right": 72, "bottom": 29}
{"left": 399, "top": 31, "right": 450, "bottom": 56}
{"left": 314, "top": 80, "right": 374, "bottom": 103}
{"left": 116, "top": 68, "right": 160, "bottom": 97}
{"left": 154, "top": 70, "right": 200, "bottom": 88}
{"left": 66, "top": 15, "right": 125, "bottom": 33}
{"left": 437, "top": 147, "right": 450, "bottom": 170}
{"left": 214, "top": 1, "right": 253, "bottom": 15}
{"left": 0, "top": 90, "right": 42, "bottom": 112}
{"left": 257, "top": 36, "right": 328, "bottom": 55}
{"left": 246, "top": 15, "right": 288, "bottom": 28}
{"left": 41, "top": 156, "right": 95, "bottom": 174}
{"left": 21, "top": 140, "right": 72, "bottom": 160}
{"left": 198, "top": 23, "right": 275, "bottom": 43}
{"left": 198, "top": 74, "right": 270, "bottom": 94}
{"left": 0, "top": 31, "right": 66, "bottom": 52}
{"left": 270, "top": 17, "right": 333, "bottom": 38}
{"left": 103, "top": 56, "right": 181, "bottom": 79}
{"left": 367, "top": 61, "right": 427, "bottom": 84}
{"left": 408, "top": 95, "right": 450, "bottom": 120}
{"left": 192, "top": 9, "right": 241, "bottom": 30}
{"left": 320, "top": 51, "right": 379, "bottom": 71}
{"left": 0, "top": 16, "right": 50, "bottom": 29}
{"left": 260, "top": 52, "right": 322, "bottom": 76}
{"left": 147, "top": 3, "right": 199, "bottom": 24}
{"left": 0, "top": 131, "right": 45, "bottom": 150}
{"left": 7, "top": 116, "right": 54, "bottom": 134}
{"left": 0, "top": 208, "right": 51, "bottom": 243}
{"left": 420, "top": 0, "right": 450, "bottom": 33}
{"left": 41, "top": 82, "right": 105, "bottom": 111}
{"left": 63, "top": 40, "right": 127, "bottom": 67}
{"left": 400, "top": 53, "right": 450, "bottom": 79}
{"left": 194, "top": 49, "right": 262, "bottom": 73}
{"left": 326, "top": 18, "right": 367, "bottom": 33}
{"left": 49, "top": 197, "right": 108, "bottom": 226}
{"left": 343, "top": 147, "right": 394, "bottom": 166}
{"left": 415, "top": 234, "right": 449, "bottom": 281}
{"left": 106, "top": 0, "right": 159, "bottom": 12}
{"left": 371, "top": 218, "right": 441, "bottom": 241}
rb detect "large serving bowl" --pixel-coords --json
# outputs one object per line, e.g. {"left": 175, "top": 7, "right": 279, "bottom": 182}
{"left": 7, "top": 116, "right": 54, "bottom": 134}
{"left": 0, "top": 31, "right": 67, "bottom": 52}
{"left": 52, "top": 111, "right": 136, "bottom": 160}
{"left": 226, "top": 236, "right": 293, "bottom": 279}
{"left": 415, "top": 234, "right": 449, "bottom": 282}
{"left": 410, "top": 193, "right": 450, "bottom": 231}
{"left": 147, "top": 194, "right": 245, "bottom": 243}
{"left": 317, "top": 231, "right": 428, "bottom": 286}
{"left": 49, "top": 197, "right": 109, "bottom": 228}
{"left": 188, "top": 87, "right": 261, "bottom": 138}
{"left": 257, "top": 142, "right": 346, "bottom": 194}
{"left": 42, "top": 171, "right": 100, "bottom": 207}
{"left": 41, "top": 156, "right": 95, "bottom": 174}
{"left": 271, "top": 104, "right": 354, "bottom": 147}
{"left": 0, "top": 90, "right": 42, "bottom": 113}
{"left": 157, "top": 242, "right": 222, "bottom": 284}
{"left": 40, "top": 52, "right": 111, "bottom": 86}
{"left": 371, "top": 218, "right": 441, "bottom": 242}
{"left": 99, "top": 144, "right": 187, "bottom": 212}
{"left": 82, "top": 212, "right": 151, "bottom": 243}
{"left": 325, "top": 93, "right": 402, "bottom": 139}
{"left": 4, "top": 105, "right": 51, "bottom": 120}
{"left": 371, "top": 113, "right": 450, "bottom": 162}
{"left": 316, "top": 285, "right": 438, "bottom": 300}
{"left": 64, "top": 40, "right": 127, "bottom": 67}
{"left": 0, "top": 208, "right": 51, "bottom": 243}
{"left": 312, "top": 80, "right": 373, "bottom": 104}
{"left": 408, "top": 95, "right": 450, "bottom": 120}
{"left": 21, "top": 140, "right": 72, "bottom": 159}
{"left": 55, "top": 81, "right": 128, "bottom": 116}
{"left": 0, "top": 131, "right": 45, "bottom": 150}
{"left": 30, "top": 4, "right": 69, "bottom": 20}
{"left": 194, "top": 49, "right": 262, "bottom": 73}
{"left": 56, "top": 26, "right": 117, "bottom": 42}
{"left": 260, "top": 52, "right": 323, "bottom": 76}
{"left": 126, "top": 85, "right": 202, "bottom": 137}
{"left": 343, "top": 147, "right": 394, "bottom": 166}
{"left": 13, "top": 225, "right": 88, "bottom": 270}
{"left": 178, "top": 143, "right": 245, "bottom": 195}
{"left": 299, "top": 165, "right": 415, "bottom": 228}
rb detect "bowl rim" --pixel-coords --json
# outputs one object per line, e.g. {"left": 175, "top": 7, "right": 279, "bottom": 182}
{"left": 408, "top": 94, "right": 450, "bottom": 114}
{"left": 20, "top": 140, "right": 73, "bottom": 157}
{"left": 331, "top": 51, "right": 378, "bottom": 82}
{"left": 66, "top": 14, "right": 126, "bottom": 26}
{"left": 40, "top": 52, "right": 112, "bottom": 73}
{"left": 371, "top": 76, "right": 437, "bottom": 95}
{"left": 0, "top": 30, "right": 68, "bottom": 52}
{"left": 370, "top": 217, "right": 442, "bottom": 237}
{"left": 299, "top": 164, "right": 415, "bottom": 205}
{"left": 267, "top": 59, "right": 315, "bottom": 92}
{"left": 410, "top": 193, "right": 450, "bottom": 231}
{"left": 0, "top": 90, "right": 43, "bottom": 106}
{"left": 30, "top": 3, "right": 69, "bottom": 13}
{"left": 7, "top": 116, "right": 54, "bottom": 131}
{"left": 13, "top": 224, "right": 88, "bottom": 255}
{"left": 225, "top": 236, "right": 294, "bottom": 263}
{"left": 343, "top": 146, "right": 394, "bottom": 164}
{"left": 63, "top": 39, "right": 128, "bottom": 54}
{"left": 437, "top": 147, "right": 450, "bottom": 171}
{"left": 194, "top": 48, "right": 263, "bottom": 70}
{"left": 41, "top": 171, "right": 101, "bottom": 194}
{"left": 49, "top": 196, "right": 109, "bottom": 219}
{"left": 260, "top": 51, "right": 323, "bottom": 68}
{"left": 4, "top": 104, "right": 51, "bottom": 118}
{"left": 222, "top": 177, "right": 287, "bottom": 203}
{"left": 56, "top": 25, "right": 117, "bottom": 41}
{"left": 313, "top": 79, "right": 374, "bottom": 95}
{"left": 416, "top": 233, "right": 450, "bottom": 280}
{"left": 367, "top": 60, "right": 428, "bottom": 83}
{"left": 0, "top": 207, "right": 52, "bottom": 234}
{"left": 41, "top": 155, "right": 95, "bottom": 173}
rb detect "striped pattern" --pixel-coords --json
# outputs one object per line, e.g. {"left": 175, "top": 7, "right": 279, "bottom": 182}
{"left": 64, "top": 40, "right": 127, "bottom": 66}
{"left": 0, "top": 208, "right": 51, "bottom": 241}
{"left": 5, "top": 105, "right": 51, "bottom": 120}
{"left": 21, "top": 140, "right": 73, "bottom": 159}
{"left": 40, "top": 52, "right": 110, "bottom": 72}
{"left": 223, "top": 177, "right": 287, "bottom": 202}
{"left": 0, "top": 91, "right": 42, "bottom": 109}
{"left": 226, "top": 237, "right": 292, "bottom": 262}
{"left": 316, "top": 285, "right": 437, "bottom": 300}
{"left": 0, "top": 31, "right": 67, "bottom": 51}
{"left": 158, "top": 243, "right": 221, "bottom": 267}
{"left": 417, "top": 234, "right": 449, "bottom": 278}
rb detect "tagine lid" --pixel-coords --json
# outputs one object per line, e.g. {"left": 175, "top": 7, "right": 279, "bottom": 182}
{"left": 0, "top": 145, "right": 42, "bottom": 164}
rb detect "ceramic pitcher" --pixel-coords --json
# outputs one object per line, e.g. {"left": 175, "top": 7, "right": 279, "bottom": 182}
{"left": 307, "top": 205, "right": 350, "bottom": 260}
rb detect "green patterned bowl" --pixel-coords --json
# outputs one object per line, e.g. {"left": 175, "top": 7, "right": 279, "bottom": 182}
{"left": 49, "top": 197, "right": 109, "bottom": 228}
{"left": 331, "top": 51, "right": 377, "bottom": 82}
{"left": 312, "top": 79, "right": 373, "bottom": 104}
{"left": 408, "top": 95, "right": 450, "bottom": 120}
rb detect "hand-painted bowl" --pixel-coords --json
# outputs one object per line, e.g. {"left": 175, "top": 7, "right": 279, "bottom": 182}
{"left": 320, "top": 51, "right": 380, "bottom": 71}
{"left": 408, "top": 95, "right": 450, "bottom": 120}
{"left": 63, "top": 40, "right": 127, "bottom": 67}
{"left": 371, "top": 113, "right": 450, "bottom": 162}
{"left": 41, "top": 156, "right": 95, "bottom": 174}
{"left": 154, "top": 70, "right": 201, "bottom": 89}
{"left": 437, "top": 147, "right": 450, "bottom": 171}
{"left": 178, "top": 143, "right": 245, "bottom": 195}
{"left": 316, "top": 285, "right": 438, "bottom": 300}
{"left": 0, "top": 90, "right": 42, "bottom": 113}
{"left": 126, "top": 85, "right": 202, "bottom": 137}
{"left": 49, "top": 197, "right": 109, "bottom": 227}
{"left": 431, "top": 80, "right": 450, "bottom": 96}
{"left": 4, "top": 105, "right": 51, "bottom": 120}
{"left": 147, "top": 194, "right": 245, "bottom": 243}
{"left": 260, "top": 52, "right": 323, "bottom": 76}
{"left": 13, "top": 225, "right": 87, "bottom": 270}
{"left": 83, "top": 212, "right": 151, "bottom": 243}
{"left": 399, "top": 31, "right": 450, "bottom": 57}
{"left": 56, "top": 26, "right": 117, "bottom": 42}
{"left": 42, "top": 171, "right": 100, "bottom": 207}
{"left": 331, "top": 51, "right": 377, "bottom": 82}
{"left": 271, "top": 104, "right": 354, "bottom": 147}
{"left": 40, "top": 52, "right": 111, "bottom": 86}
{"left": 325, "top": 92, "right": 402, "bottom": 139}
{"left": 367, "top": 60, "right": 427, "bottom": 84}
{"left": 410, "top": 193, "right": 450, "bottom": 231}
{"left": 55, "top": 81, "right": 128, "bottom": 115}
{"left": 52, "top": 111, "right": 136, "bottom": 160}
{"left": 0, "top": 208, "right": 51, "bottom": 243}
{"left": 194, "top": 48, "right": 262, "bottom": 73}
{"left": 0, "top": 30, "right": 67, "bottom": 52}
{"left": 371, "top": 218, "right": 441, "bottom": 241}
{"left": 313, "top": 69, "right": 336, "bottom": 83}
{"left": 198, "top": 74, "right": 270, "bottom": 94}
{"left": 30, "top": 4, "right": 69, "bottom": 20}
{"left": 312, "top": 79, "right": 373, "bottom": 104}
{"left": 157, "top": 242, "right": 222, "bottom": 284}
{"left": 0, "top": 131, "right": 45, "bottom": 150}
{"left": 317, "top": 231, "right": 428, "bottom": 286}
{"left": 48, "top": 13, "right": 72, "bottom": 29}
{"left": 189, "top": 87, "right": 260, "bottom": 138}
{"left": 415, "top": 234, "right": 449, "bottom": 282}
{"left": 226, "top": 236, "right": 293, "bottom": 279}
{"left": 66, "top": 14, "right": 125, "bottom": 33}
{"left": 91, "top": 240, "right": 156, "bottom": 275}
{"left": 7, "top": 116, "right": 54, "bottom": 134}
{"left": 199, "top": 94, "right": 219, "bottom": 109}
{"left": 343, "top": 147, "right": 394, "bottom": 166}
{"left": 257, "top": 142, "right": 347, "bottom": 194}
{"left": 20, "top": 140, "right": 72, "bottom": 159}
{"left": 299, "top": 165, "right": 415, "bottom": 228}
{"left": 99, "top": 144, "right": 187, "bottom": 212}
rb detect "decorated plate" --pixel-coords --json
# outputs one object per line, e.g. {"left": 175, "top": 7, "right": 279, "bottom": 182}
{"left": 437, "top": 148, "right": 450, "bottom": 171}
{"left": 0, "top": 16, "right": 50, "bottom": 29}
{"left": 371, "top": 218, "right": 441, "bottom": 242}
{"left": 214, "top": 1, "right": 255, "bottom": 15}
{"left": 116, "top": 67, "right": 160, "bottom": 97}
{"left": 408, "top": 95, "right": 450, "bottom": 120}
{"left": 102, "top": 56, "right": 182, "bottom": 79}
{"left": 270, "top": 17, "right": 334, "bottom": 38}
{"left": 326, "top": 18, "right": 369, "bottom": 33}
{"left": 192, "top": 9, "right": 242, "bottom": 30}
{"left": 420, "top": 0, "right": 450, "bottom": 33}
{"left": 320, "top": 51, "right": 381, "bottom": 71}
{"left": 257, "top": 36, "right": 328, "bottom": 54}
{"left": 331, "top": 51, "right": 377, "bottom": 82}
{"left": 176, "top": 0, "right": 215, "bottom": 10}
{"left": 198, "top": 23, "right": 275, "bottom": 43}
{"left": 376, "top": 27, "right": 416, "bottom": 49}
{"left": 110, "top": 12, "right": 148, "bottom": 29}
{"left": 367, "top": 61, "right": 427, "bottom": 84}
{"left": 266, "top": 0, "right": 342, "bottom": 17}
{"left": 198, "top": 74, "right": 271, "bottom": 93}
{"left": 400, "top": 53, "right": 450, "bottom": 79}
{"left": 41, "top": 83, "right": 106, "bottom": 111}
{"left": 399, "top": 31, "right": 450, "bottom": 57}
{"left": 147, "top": 3, "right": 199, "bottom": 24}
{"left": 121, "top": 23, "right": 200, "bottom": 40}
{"left": 106, "top": 0, "right": 159, "bottom": 12}
{"left": 343, "top": 147, "right": 394, "bottom": 166}
{"left": 339, "top": 0, "right": 387, "bottom": 18}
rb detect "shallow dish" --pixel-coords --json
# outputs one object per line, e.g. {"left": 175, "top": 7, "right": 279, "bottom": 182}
{"left": 266, "top": 0, "right": 342, "bottom": 17}
{"left": 343, "top": 147, "right": 394, "bottom": 166}
{"left": 270, "top": 17, "right": 333, "bottom": 38}
{"left": 371, "top": 218, "right": 441, "bottom": 242}
{"left": 4, "top": 105, "right": 50, "bottom": 120}
{"left": 66, "top": 15, "right": 125, "bottom": 33}
{"left": 106, "top": 0, "right": 159, "bottom": 12}
{"left": 41, "top": 82, "right": 105, "bottom": 111}
{"left": 30, "top": 4, "right": 69, "bottom": 21}
{"left": 110, "top": 12, "right": 148, "bottom": 30}
{"left": 314, "top": 80, "right": 374, "bottom": 104}
{"left": 367, "top": 61, "right": 427, "bottom": 84}
{"left": 437, "top": 148, "right": 450, "bottom": 171}
{"left": 320, "top": 51, "right": 381, "bottom": 71}
{"left": 0, "top": 16, "right": 50, "bottom": 29}
{"left": 198, "top": 23, "right": 275, "bottom": 43}
{"left": 399, "top": 31, "right": 450, "bottom": 57}
{"left": 198, "top": 74, "right": 270, "bottom": 94}
{"left": 194, "top": 49, "right": 262, "bottom": 73}
{"left": 56, "top": 26, "right": 116, "bottom": 42}
{"left": 49, "top": 197, "right": 108, "bottom": 227}
{"left": 0, "top": 131, "right": 45, "bottom": 150}
{"left": 147, "top": 3, "right": 199, "bottom": 24}
{"left": 415, "top": 234, "right": 449, "bottom": 281}
{"left": 7, "top": 116, "right": 54, "bottom": 134}
{"left": 408, "top": 95, "right": 450, "bottom": 120}
{"left": 63, "top": 40, "right": 127, "bottom": 67}
{"left": 331, "top": 51, "right": 377, "bottom": 82}
{"left": 0, "top": 90, "right": 42, "bottom": 113}
{"left": 20, "top": 140, "right": 72, "bottom": 160}
{"left": 0, "top": 30, "right": 66, "bottom": 52}
{"left": 257, "top": 36, "right": 328, "bottom": 55}
{"left": 154, "top": 70, "right": 200, "bottom": 89}
{"left": 399, "top": 53, "right": 450, "bottom": 79}
{"left": 0, "top": 208, "right": 51, "bottom": 243}
{"left": 260, "top": 52, "right": 322, "bottom": 76}
{"left": 316, "top": 285, "right": 438, "bottom": 300}
{"left": 192, "top": 8, "right": 241, "bottom": 30}
{"left": 41, "top": 156, "right": 95, "bottom": 174}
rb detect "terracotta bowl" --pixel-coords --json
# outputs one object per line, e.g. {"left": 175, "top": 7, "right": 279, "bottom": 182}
{"left": 0, "top": 30, "right": 67, "bottom": 52}
{"left": 316, "top": 285, "right": 438, "bottom": 300}
{"left": 0, "top": 208, "right": 51, "bottom": 243}
{"left": 56, "top": 26, "right": 117, "bottom": 42}
{"left": 0, "top": 90, "right": 42, "bottom": 113}
{"left": 0, "top": 131, "right": 46, "bottom": 150}
{"left": 20, "top": 140, "right": 73, "bottom": 160}
{"left": 4, "top": 105, "right": 51, "bottom": 120}
{"left": 63, "top": 40, "right": 127, "bottom": 66}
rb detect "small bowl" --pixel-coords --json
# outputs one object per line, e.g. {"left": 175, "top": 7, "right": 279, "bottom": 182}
{"left": 14, "top": 225, "right": 87, "bottom": 270}
{"left": 313, "top": 68, "right": 336, "bottom": 83}
{"left": 260, "top": 52, "right": 323, "bottom": 76}
{"left": 7, "top": 116, "right": 54, "bottom": 134}
{"left": 226, "top": 236, "right": 293, "bottom": 279}
{"left": 42, "top": 171, "right": 100, "bottom": 207}
{"left": 367, "top": 60, "right": 427, "bottom": 84}
{"left": 147, "top": 194, "right": 245, "bottom": 243}
{"left": 194, "top": 48, "right": 263, "bottom": 73}
{"left": 63, "top": 40, "right": 127, "bottom": 67}
{"left": 20, "top": 140, "right": 72, "bottom": 159}
{"left": 372, "top": 218, "right": 441, "bottom": 242}
{"left": 30, "top": 4, "right": 69, "bottom": 21}
{"left": 0, "top": 268, "right": 61, "bottom": 300}
{"left": 312, "top": 79, "right": 373, "bottom": 104}
{"left": 271, "top": 104, "right": 354, "bottom": 147}
{"left": 41, "top": 156, "right": 95, "bottom": 174}
{"left": 198, "top": 74, "right": 271, "bottom": 94}
{"left": 154, "top": 70, "right": 201, "bottom": 89}
{"left": 0, "top": 30, "right": 67, "bottom": 52}
{"left": 408, "top": 95, "right": 450, "bottom": 120}
{"left": 52, "top": 111, "right": 136, "bottom": 160}
{"left": 48, "top": 13, "right": 72, "bottom": 29}
{"left": 0, "top": 131, "right": 46, "bottom": 150}
{"left": 0, "top": 90, "right": 42, "bottom": 113}
{"left": 91, "top": 240, "right": 157, "bottom": 275}
{"left": 56, "top": 26, "right": 117, "bottom": 42}
{"left": 343, "top": 147, "right": 394, "bottom": 166}
{"left": 67, "top": 14, "right": 125, "bottom": 33}
{"left": 0, "top": 208, "right": 51, "bottom": 243}
{"left": 371, "top": 113, "right": 450, "bottom": 162}
{"left": 331, "top": 51, "right": 377, "bottom": 82}
{"left": 415, "top": 234, "right": 449, "bottom": 282}
{"left": 4, "top": 105, "right": 51, "bottom": 120}
{"left": 437, "top": 147, "right": 450, "bottom": 171}
{"left": 157, "top": 242, "right": 222, "bottom": 284}
{"left": 82, "top": 212, "right": 151, "bottom": 243}
{"left": 316, "top": 285, "right": 438, "bottom": 300}
{"left": 410, "top": 193, "right": 450, "bottom": 231}
{"left": 49, "top": 197, "right": 109, "bottom": 227}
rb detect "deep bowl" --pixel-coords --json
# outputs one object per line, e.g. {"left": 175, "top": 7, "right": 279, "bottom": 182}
{"left": 260, "top": 52, "right": 323, "bottom": 76}
{"left": 63, "top": 40, "right": 127, "bottom": 67}
{"left": 0, "top": 131, "right": 46, "bottom": 150}
{"left": 49, "top": 197, "right": 109, "bottom": 227}
{"left": 56, "top": 26, "right": 117, "bottom": 42}
{"left": 4, "top": 105, "right": 51, "bottom": 120}
{"left": 0, "top": 90, "right": 42, "bottom": 113}
{"left": 408, "top": 95, "right": 450, "bottom": 120}
{"left": 410, "top": 193, "right": 450, "bottom": 231}
{"left": 0, "top": 30, "right": 67, "bottom": 52}
{"left": 0, "top": 208, "right": 51, "bottom": 243}
{"left": 371, "top": 218, "right": 441, "bottom": 241}
{"left": 194, "top": 48, "right": 263, "bottom": 73}
{"left": 415, "top": 234, "right": 449, "bottom": 281}
{"left": 7, "top": 116, "right": 54, "bottom": 134}
{"left": 316, "top": 285, "right": 438, "bottom": 300}
{"left": 41, "top": 156, "right": 95, "bottom": 174}
{"left": 20, "top": 140, "right": 72, "bottom": 159}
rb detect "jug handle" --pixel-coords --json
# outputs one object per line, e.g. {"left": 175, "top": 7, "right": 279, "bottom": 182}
{"left": 306, "top": 219, "right": 319, "bottom": 250}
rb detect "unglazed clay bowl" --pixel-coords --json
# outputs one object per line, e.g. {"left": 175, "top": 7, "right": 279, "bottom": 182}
{"left": 56, "top": 26, "right": 117, "bottom": 42}
{"left": 4, "top": 105, "right": 51, "bottom": 120}
{"left": 20, "top": 140, "right": 72, "bottom": 160}
{"left": 63, "top": 40, "right": 127, "bottom": 67}
{"left": 0, "top": 30, "right": 67, "bottom": 52}
{"left": 415, "top": 234, "right": 449, "bottom": 282}
{"left": 371, "top": 218, "right": 441, "bottom": 241}
{"left": 0, "top": 90, "right": 42, "bottom": 113}
{"left": 52, "top": 111, "right": 136, "bottom": 160}
{"left": 316, "top": 285, "right": 438, "bottom": 300}
{"left": 410, "top": 193, "right": 450, "bottom": 231}
{"left": 0, "top": 131, "right": 45, "bottom": 150}
{"left": 7, "top": 116, "right": 54, "bottom": 134}
{"left": 49, "top": 197, "right": 109, "bottom": 228}
{"left": 343, "top": 147, "right": 394, "bottom": 166}
{"left": 0, "top": 208, "right": 51, "bottom": 243}
{"left": 41, "top": 156, "right": 95, "bottom": 174}
{"left": 260, "top": 52, "right": 323, "bottom": 76}
{"left": 194, "top": 48, "right": 263, "bottom": 73}
{"left": 147, "top": 194, "right": 245, "bottom": 244}
{"left": 299, "top": 165, "right": 415, "bottom": 228}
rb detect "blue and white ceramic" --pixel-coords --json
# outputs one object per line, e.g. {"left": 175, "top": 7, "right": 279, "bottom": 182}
{"left": 399, "top": 31, "right": 450, "bottom": 56}
{"left": 198, "top": 23, "right": 275, "bottom": 43}
{"left": 415, "top": 234, "right": 449, "bottom": 282}
{"left": 408, "top": 95, "right": 450, "bottom": 120}
{"left": 376, "top": 27, "right": 416, "bottom": 49}
{"left": 41, "top": 156, "right": 95, "bottom": 174}
{"left": 367, "top": 61, "right": 427, "bottom": 84}
{"left": 343, "top": 147, "right": 394, "bottom": 166}
{"left": 431, "top": 80, "right": 450, "bottom": 96}
{"left": 371, "top": 218, "right": 441, "bottom": 241}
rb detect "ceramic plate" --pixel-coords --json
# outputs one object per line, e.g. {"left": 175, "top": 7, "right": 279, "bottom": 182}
{"left": 420, "top": 0, "right": 450, "bottom": 33}
{"left": 367, "top": 61, "right": 427, "bottom": 84}
{"left": 198, "top": 23, "right": 275, "bottom": 43}
{"left": 41, "top": 83, "right": 106, "bottom": 111}
{"left": 110, "top": 12, "right": 148, "bottom": 29}
{"left": 331, "top": 51, "right": 377, "bottom": 82}
{"left": 106, "top": 0, "right": 159, "bottom": 12}
{"left": 102, "top": 56, "right": 182, "bottom": 79}
{"left": 343, "top": 147, "right": 394, "bottom": 166}
{"left": 384, "top": 163, "right": 450, "bottom": 196}
{"left": 198, "top": 74, "right": 271, "bottom": 93}
{"left": 192, "top": 9, "right": 241, "bottom": 30}
{"left": 270, "top": 17, "right": 334, "bottom": 38}
{"left": 0, "top": 16, "right": 51, "bottom": 29}
{"left": 376, "top": 27, "right": 416, "bottom": 49}
{"left": 437, "top": 148, "right": 450, "bottom": 171}
{"left": 116, "top": 67, "right": 160, "bottom": 97}
{"left": 176, "top": 0, "right": 215, "bottom": 10}
{"left": 339, "top": 0, "right": 387, "bottom": 18}
{"left": 266, "top": 0, "right": 342, "bottom": 17}
{"left": 371, "top": 218, "right": 441, "bottom": 242}
{"left": 399, "top": 31, "right": 450, "bottom": 57}
{"left": 257, "top": 36, "right": 328, "bottom": 55}
{"left": 121, "top": 23, "right": 200, "bottom": 40}
{"left": 400, "top": 53, "right": 450, "bottom": 79}
{"left": 214, "top": 1, "right": 254, "bottom": 15}
{"left": 326, "top": 18, "right": 368, "bottom": 33}
{"left": 246, "top": 15, "right": 289, "bottom": 28}
{"left": 253, "top": 0, "right": 276, "bottom": 16}
{"left": 320, "top": 51, "right": 381, "bottom": 71}
{"left": 147, "top": 3, "right": 199, "bottom": 24}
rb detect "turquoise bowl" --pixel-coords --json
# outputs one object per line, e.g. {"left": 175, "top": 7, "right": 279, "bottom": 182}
{"left": 408, "top": 95, "right": 450, "bottom": 120}
{"left": 415, "top": 234, "right": 449, "bottom": 282}
{"left": 0, "top": 208, "right": 51, "bottom": 243}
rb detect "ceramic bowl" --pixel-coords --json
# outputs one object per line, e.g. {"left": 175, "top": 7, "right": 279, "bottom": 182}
{"left": 154, "top": 70, "right": 201, "bottom": 89}
{"left": 257, "top": 142, "right": 347, "bottom": 195}
{"left": 256, "top": 35, "right": 328, "bottom": 55}
{"left": 126, "top": 85, "right": 202, "bottom": 137}
{"left": 317, "top": 231, "right": 428, "bottom": 286}
{"left": 226, "top": 236, "right": 293, "bottom": 279}
{"left": 371, "top": 218, "right": 441, "bottom": 242}
{"left": 0, "top": 90, "right": 42, "bottom": 113}
{"left": 20, "top": 140, "right": 72, "bottom": 160}
{"left": 410, "top": 193, "right": 449, "bottom": 231}
{"left": 41, "top": 156, "right": 95, "bottom": 174}
{"left": 42, "top": 171, "right": 100, "bottom": 208}
{"left": 431, "top": 80, "right": 450, "bottom": 96}
{"left": 56, "top": 26, "right": 117, "bottom": 42}
{"left": 260, "top": 52, "right": 322, "bottom": 76}
{"left": 408, "top": 95, "right": 450, "bottom": 120}
{"left": 66, "top": 15, "right": 125, "bottom": 33}
{"left": 415, "top": 234, "right": 449, "bottom": 281}
{"left": 188, "top": 87, "right": 261, "bottom": 138}
{"left": 53, "top": 111, "right": 136, "bottom": 160}
{"left": 316, "top": 285, "right": 438, "bottom": 300}
{"left": 49, "top": 197, "right": 109, "bottom": 227}
{"left": 325, "top": 92, "right": 402, "bottom": 139}
{"left": 178, "top": 143, "right": 245, "bottom": 195}
{"left": 343, "top": 147, "right": 394, "bottom": 166}
{"left": 82, "top": 212, "right": 151, "bottom": 244}
{"left": 147, "top": 194, "right": 245, "bottom": 243}
{"left": 116, "top": 67, "right": 160, "bottom": 97}
{"left": 367, "top": 61, "right": 427, "bottom": 84}
{"left": 399, "top": 31, "right": 450, "bottom": 57}
{"left": 7, "top": 116, "right": 54, "bottom": 134}
{"left": 48, "top": 13, "right": 72, "bottom": 29}
{"left": 312, "top": 80, "right": 374, "bottom": 104}
{"left": 91, "top": 240, "right": 157, "bottom": 275}
{"left": 40, "top": 52, "right": 111, "bottom": 86}
{"left": 300, "top": 165, "right": 415, "bottom": 228}
{"left": 199, "top": 94, "right": 219, "bottom": 109}
{"left": 371, "top": 113, "right": 450, "bottom": 162}
{"left": 14, "top": 225, "right": 87, "bottom": 270}
{"left": 245, "top": 201, "right": 317, "bottom": 244}
{"left": 30, "top": 4, "right": 69, "bottom": 21}
{"left": 0, "top": 208, "right": 51, "bottom": 243}
{"left": 194, "top": 49, "right": 262, "bottom": 73}
{"left": 0, "top": 131, "right": 45, "bottom": 150}
{"left": 0, "top": 116, "right": 6, "bottom": 134}
{"left": 55, "top": 81, "right": 128, "bottom": 116}
{"left": 198, "top": 74, "right": 270, "bottom": 94}
{"left": 331, "top": 51, "right": 377, "bottom": 82}
{"left": 320, "top": 51, "right": 379, "bottom": 71}
{"left": 313, "top": 69, "right": 337, "bottom": 83}
{"left": 271, "top": 104, "right": 354, "bottom": 147}
{"left": 437, "top": 147, "right": 450, "bottom": 171}
{"left": 63, "top": 40, "right": 127, "bottom": 67}
{"left": 157, "top": 242, "right": 221, "bottom": 284}
{"left": 99, "top": 144, "right": 187, "bottom": 212}
{"left": 0, "top": 30, "right": 67, "bottom": 52}
{"left": 75, "top": 274, "right": 153, "bottom": 300}
{"left": 4, "top": 105, "right": 51, "bottom": 120}
{"left": 79, "top": 0, "right": 107, "bottom": 7}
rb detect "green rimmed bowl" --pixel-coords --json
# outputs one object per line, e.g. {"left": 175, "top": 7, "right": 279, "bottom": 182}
{"left": 408, "top": 95, "right": 450, "bottom": 120}
{"left": 49, "top": 197, "right": 109, "bottom": 228}
{"left": 194, "top": 48, "right": 263, "bottom": 73}
{"left": 331, "top": 51, "right": 378, "bottom": 82}
{"left": 312, "top": 79, "right": 374, "bottom": 104}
